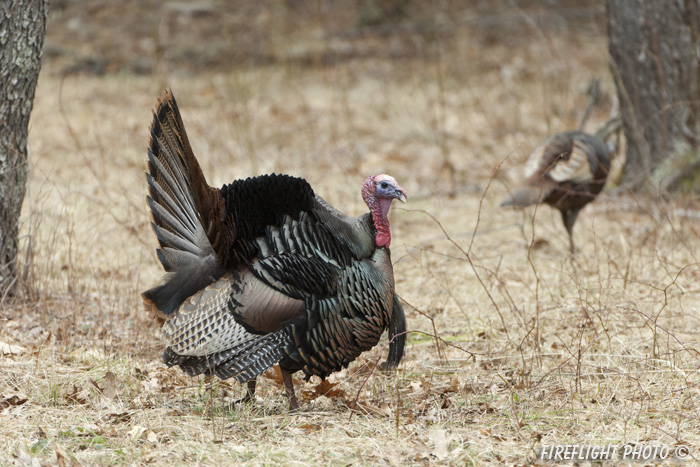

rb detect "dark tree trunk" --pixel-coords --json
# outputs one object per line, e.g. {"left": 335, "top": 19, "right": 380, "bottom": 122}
{"left": 0, "top": 0, "right": 48, "bottom": 298}
{"left": 606, "top": 0, "right": 700, "bottom": 191}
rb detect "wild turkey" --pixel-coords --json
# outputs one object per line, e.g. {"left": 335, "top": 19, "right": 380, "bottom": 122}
{"left": 501, "top": 122, "right": 619, "bottom": 253}
{"left": 142, "top": 90, "right": 407, "bottom": 409}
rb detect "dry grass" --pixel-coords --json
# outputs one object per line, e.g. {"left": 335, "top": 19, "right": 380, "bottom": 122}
{"left": 2, "top": 2, "right": 699, "bottom": 466}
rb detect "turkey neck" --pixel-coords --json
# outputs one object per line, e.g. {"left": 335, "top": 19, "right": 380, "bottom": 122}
{"left": 370, "top": 197, "right": 393, "bottom": 248}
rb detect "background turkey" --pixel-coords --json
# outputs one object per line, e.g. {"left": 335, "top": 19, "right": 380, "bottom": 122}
{"left": 501, "top": 117, "right": 621, "bottom": 253}
{"left": 142, "top": 90, "right": 407, "bottom": 409}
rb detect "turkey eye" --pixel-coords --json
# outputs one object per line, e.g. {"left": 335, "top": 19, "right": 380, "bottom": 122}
{"left": 380, "top": 181, "right": 389, "bottom": 189}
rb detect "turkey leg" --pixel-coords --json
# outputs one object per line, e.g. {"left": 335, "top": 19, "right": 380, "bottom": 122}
{"left": 561, "top": 207, "right": 581, "bottom": 254}
{"left": 281, "top": 368, "right": 299, "bottom": 410}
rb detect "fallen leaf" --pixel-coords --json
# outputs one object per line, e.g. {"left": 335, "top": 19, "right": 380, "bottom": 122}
{"left": 36, "top": 427, "right": 47, "bottom": 440}
{"left": 55, "top": 449, "right": 68, "bottom": 467}
{"left": 55, "top": 447, "right": 82, "bottom": 467}
{"left": 101, "top": 372, "right": 119, "bottom": 400}
{"left": 102, "top": 412, "right": 132, "bottom": 424}
{"left": 64, "top": 385, "right": 89, "bottom": 405}
{"left": 0, "top": 342, "right": 27, "bottom": 356}
{"left": 1, "top": 393, "right": 28, "bottom": 409}
{"left": 440, "top": 395, "right": 452, "bottom": 409}
{"left": 430, "top": 429, "right": 455, "bottom": 460}
{"left": 303, "top": 380, "right": 346, "bottom": 401}
{"left": 128, "top": 425, "right": 146, "bottom": 441}
{"left": 356, "top": 401, "right": 392, "bottom": 417}
{"left": 298, "top": 423, "right": 320, "bottom": 433}
{"left": 0, "top": 341, "right": 26, "bottom": 356}
{"left": 378, "top": 401, "right": 393, "bottom": 417}
{"left": 450, "top": 376, "right": 459, "bottom": 392}
{"left": 90, "top": 372, "right": 119, "bottom": 400}
{"left": 263, "top": 366, "right": 284, "bottom": 385}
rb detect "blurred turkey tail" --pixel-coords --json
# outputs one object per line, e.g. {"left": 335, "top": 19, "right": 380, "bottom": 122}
{"left": 594, "top": 115, "right": 622, "bottom": 141}
{"left": 386, "top": 293, "right": 406, "bottom": 369}
{"left": 143, "top": 89, "right": 226, "bottom": 317}
{"left": 501, "top": 186, "right": 549, "bottom": 209}
{"left": 594, "top": 114, "right": 622, "bottom": 160}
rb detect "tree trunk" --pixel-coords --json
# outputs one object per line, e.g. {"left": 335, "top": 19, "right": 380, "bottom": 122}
{"left": 606, "top": 0, "right": 700, "bottom": 191}
{"left": 0, "top": 0, "right": 48, "bottom": 298}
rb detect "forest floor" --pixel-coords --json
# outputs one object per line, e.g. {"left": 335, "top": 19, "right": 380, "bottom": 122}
{"left": 2, "top": 1, "right": 699, "bottom": 466}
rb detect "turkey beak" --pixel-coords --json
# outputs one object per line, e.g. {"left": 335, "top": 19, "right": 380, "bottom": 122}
{"left": 393, "top": 187, "right": 407, "bottom": 203}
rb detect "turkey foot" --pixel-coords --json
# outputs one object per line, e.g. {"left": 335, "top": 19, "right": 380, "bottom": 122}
{"left": 233, "top": 379, "right": 256, "bottom": 404}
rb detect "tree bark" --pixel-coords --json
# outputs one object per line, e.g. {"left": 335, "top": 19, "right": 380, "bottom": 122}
{"left": 0, "top": 0, "right": 48, "bottom": 297}
{"left": 606, "top": 0, "right": 700, "bottom": 191}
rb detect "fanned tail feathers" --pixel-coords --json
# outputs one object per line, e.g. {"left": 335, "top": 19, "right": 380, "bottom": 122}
{"left": 143, "top": 90, "right": 225, "bottom": 317}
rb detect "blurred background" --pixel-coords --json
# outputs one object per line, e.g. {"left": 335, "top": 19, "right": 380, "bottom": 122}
{"left": 24, "top": 0, "right": 617, "bottom": 324}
